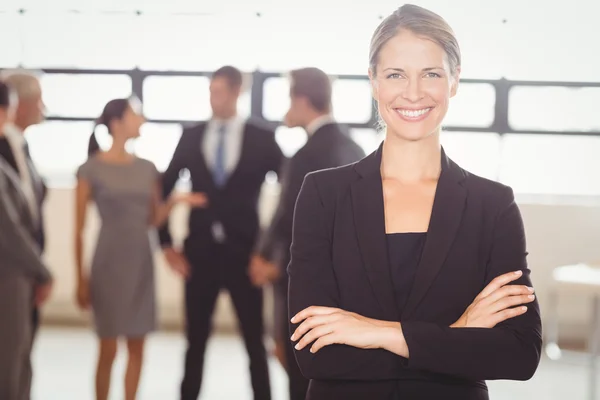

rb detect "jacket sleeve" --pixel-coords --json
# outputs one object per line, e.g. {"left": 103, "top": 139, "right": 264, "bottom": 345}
{"left": 288, "top": 173, "right": 400, "bottom": 380}
{"left": 157, "top": 128, "right": 191, "bottom": 248}
{"left": 0, "top": 173, "right": 51, "bottom": 284}
{"left": 401, "top": 186, "right": 542, "bottom": 381}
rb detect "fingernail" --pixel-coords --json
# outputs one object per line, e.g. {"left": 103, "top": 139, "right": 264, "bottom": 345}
{"left": 528, "top": 287, "right": 534, "bottom": 293}
{"left": 514, "top": 270, "right": 522, "bottom": 276}
{"left": 528, "top": 295, "right": 535, "bottom": 300}
{"left": 522, "top": 306, "right": 528, "bottom": 312}
{"left": 310, "top": 347, "right": 315, "bottom": 353}
{"left": 290, "top": 316, "right": 297, "bottom": 323}
{"left": 295, "top": 343, "right": 300, "bottom": 350}
{"left": 290, "top": 334, "right": 295, "bottom": 341}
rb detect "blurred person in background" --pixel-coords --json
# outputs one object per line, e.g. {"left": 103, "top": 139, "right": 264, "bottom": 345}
{"left": 0, "top": 80, "right": 53, "bottom": 400}
{"left": 159, "top": 65, "right": 284, "bottom": 400}
{"left": 0, "top": 69, "right": 49, "bottom": 344}
{"left": 249, "top": 67, "right": 365, "bottom": 400}
{"left": 74, "top": 97, "right": 207, "bottom": 400}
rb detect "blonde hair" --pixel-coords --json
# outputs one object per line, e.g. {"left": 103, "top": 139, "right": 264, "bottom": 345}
{"left": 0, "top": 69, "right": 42, "bottom": 100}
{"left": 369, "top": 4, "right": 461, "bottom": 76}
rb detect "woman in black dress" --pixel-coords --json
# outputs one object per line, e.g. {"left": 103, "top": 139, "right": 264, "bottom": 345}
{"left": 288, "top": 4, "right": 542, "bottom": 399}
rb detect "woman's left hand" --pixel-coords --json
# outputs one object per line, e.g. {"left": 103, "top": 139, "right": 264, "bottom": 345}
{"left": 290, "top": 306, "right": 397, "bottom": 354}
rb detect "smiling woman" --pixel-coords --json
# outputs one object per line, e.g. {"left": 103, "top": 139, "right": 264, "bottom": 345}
{"left": 287, "top": 4, "right": 542, "bottom": 400}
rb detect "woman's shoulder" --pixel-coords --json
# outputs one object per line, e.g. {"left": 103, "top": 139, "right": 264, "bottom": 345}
{"left": 306, "top": 162, "right": 360, "bottom": 188}
{"left": 460, "top": 165, "right": 516, "bottom": 210}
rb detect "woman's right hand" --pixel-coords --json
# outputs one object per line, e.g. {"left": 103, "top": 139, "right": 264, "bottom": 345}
{"left": 172, "top": 192, "right": 209, "bottom": 208}
{"left": 76, "top": 278, "right": 90, "bottom": 311}
{"left": 451, "top": 270, "right": 536, "bottom": 328}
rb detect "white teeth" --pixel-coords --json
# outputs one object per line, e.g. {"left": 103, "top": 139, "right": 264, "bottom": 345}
{"left": 397, "top": 108, "right": 431, "bottom": 118}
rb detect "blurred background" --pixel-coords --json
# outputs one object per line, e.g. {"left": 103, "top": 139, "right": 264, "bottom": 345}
{"left": 1, "top": 0, "right": 600, "bottom": 398}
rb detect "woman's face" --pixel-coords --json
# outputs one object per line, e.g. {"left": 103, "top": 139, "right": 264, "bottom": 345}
{"left": 369, "top": 29, "right": 459, "bottom": 143}
{"left": 117, "top": 101, "right": 145, "bottom": 139}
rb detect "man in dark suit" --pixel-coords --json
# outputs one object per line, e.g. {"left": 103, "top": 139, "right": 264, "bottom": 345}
{"left": 159, "top": 66, "right": 284, "bottom": 400}
{"left": 249, "top": 67, "right": 365, "bottom": 400}
{"left": 0, "top": 79, "right": 52, "bottom": 400}
{"left": 0, "top": 70, "right": 50, "bottom": 341}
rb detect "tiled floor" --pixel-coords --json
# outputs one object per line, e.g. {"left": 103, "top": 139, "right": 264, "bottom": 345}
{"left": 31, "top": 327, "right": 595, "bottom": 400}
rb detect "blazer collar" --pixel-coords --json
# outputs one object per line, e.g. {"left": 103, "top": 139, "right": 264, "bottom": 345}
{"left": 351, "top": 142, "right": 467, "bottom": 320}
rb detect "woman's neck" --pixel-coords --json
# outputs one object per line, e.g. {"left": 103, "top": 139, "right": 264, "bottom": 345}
{"left": 380, "top": 133, "right": 442, "bottom": 184}
{"left": 106, "top": 137, "right": 131, "bottom": 160}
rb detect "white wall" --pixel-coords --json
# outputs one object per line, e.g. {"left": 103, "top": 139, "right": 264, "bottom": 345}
{"left": 40, "top": 186, "right": 600, "bottom": 343}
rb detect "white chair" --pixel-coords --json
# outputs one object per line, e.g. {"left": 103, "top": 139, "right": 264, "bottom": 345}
{"left": 545, "top": 263, "right": 600, "bottom": 400}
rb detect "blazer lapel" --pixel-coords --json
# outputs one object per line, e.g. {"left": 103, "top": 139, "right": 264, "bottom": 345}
{"left": 402, "top": 150, "right": 467, "bottom": 320}
{"left": 351, "top": 147, "right": 397, "bottom": 319}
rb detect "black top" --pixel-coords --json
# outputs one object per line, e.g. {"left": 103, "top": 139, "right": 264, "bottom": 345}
{"left": 386, "top": 232, "right": 426, "bottom": 318}
{"left": 387, "top": 232, "right": 489, "bottom": 399}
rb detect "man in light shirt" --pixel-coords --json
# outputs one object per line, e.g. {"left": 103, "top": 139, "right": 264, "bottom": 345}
{"left": 159, "top": 65, "right": 284, "bottom": 400}
{"left": 0, "top": 69, "right": 51, "bottom": 341}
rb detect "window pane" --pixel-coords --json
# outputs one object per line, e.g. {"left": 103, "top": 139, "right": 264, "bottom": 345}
{"left": 332, "top": 79, "right": 372, "bottom": 124}
{"left": 21, "top": 13, "right": 138, "bottom": 69}
{"left": 275, "top": 126, "right": 306, "bottom": 158}
{"left": 264, "top": 77, "right": 373, "bottom": 124}
{"left": 143, "top": 76, "right": 250, "bottom": 121}
{"left": 133, "top": 123, "right": 182, "bottom": 171}
{"left": 445, "top": 83, "right": 495, "bottom": 128}
{"left": 499, "top": 134, "right": 600, "bottom": 195}
{"left": 263, "top": 77, "right": 289, "bottom": 122}
{"left": 25, "top": 121, "right": 92, "bottom": 187}
{"left": 509, "top": 87, "right": 600, "bottom": 132}
{"left": 143, "top": 76, "right": 210, "bottom": 121}
{"left": 0, "top": 13, "right": 22, "bottom": 67}
{"left": 41, "top": 74, "right": 132, "bottom": 118}
{"left": 440, "top": 132, "right": 501, "bottom": 181}
{"left": 349, "top": 128, "right": 383, "bottom": 156}
{"left": 136, "top": 15, "right": 259, "bottom": 71}
{"left": 254, "top": 14, "right": 376, "bottom": 75}
{"left": 498, "top": 3, "right": 600, "bottom": 81}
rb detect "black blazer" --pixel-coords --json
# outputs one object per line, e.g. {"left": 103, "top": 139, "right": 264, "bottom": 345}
{"left": 288, "top": 144, "right": 542, "bottom": 400}
{"left": 257, "top": 122, "right": 365, "bottom": 271}
{"left": 0, "top": 137, "right": 47, "bottom": 250}
{"left": 159, "top": 118, "right": 284, "bottom": 261}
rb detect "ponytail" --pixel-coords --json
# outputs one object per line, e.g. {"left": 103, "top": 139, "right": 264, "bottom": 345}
{"left": 88, "top": 123, "right": 101, "bottom": 158}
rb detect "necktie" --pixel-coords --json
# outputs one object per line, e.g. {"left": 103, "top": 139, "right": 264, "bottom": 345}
{"left": 213, "top": 123, "right": 228, "bottom": 187}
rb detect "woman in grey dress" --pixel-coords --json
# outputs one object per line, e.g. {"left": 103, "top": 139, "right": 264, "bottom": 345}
{"left": 74, "top": 97, "right": 207, "bottom": 400}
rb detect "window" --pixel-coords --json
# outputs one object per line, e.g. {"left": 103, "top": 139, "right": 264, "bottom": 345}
{"left": 332, "top": 79, "right": 372, "bottom": 124}
{"left": 136, "top": 15, "right": 260, "bottom": 71}
{"left": 21, "top": 13, "right": 139, "bottom": 69}
{"left": 143, "top": 76, "right": 250, "bottom": 121}
{"left": 440, "top": 132, "right": 501, "bottom": 181}
{"left": 133, "top": 123, "right": 183, "bottom": 171}
{"left": 0, "top": 13, "right": 22, "bottom": 67}
{"left": 25, "top": 121, "right": 93, "bottom": 187}
{"left": 263, "top": 77, "right": 289, "bottom": 122}
{"left": 499, "top": 134, "right": 600, "bottom": 195}
{"left": 496, "top": 4, "right": 599, "bottom": 82}
{"left": 275, "top": 126, "right": 307, "bottom": 158}
{"left": 41, "top": 74, "right": 132, "bottom": 118}
{"left": 349, "top": 128, "right": 382, "bottom": 155}
{"left": 445, "top": 83, "right": 495, "bottom": 128}
{"left": 254, "top": 13, "right": 376, "bottom": 75}
{"left": 509, "top": 87, "right": 600, "bottom": 132}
